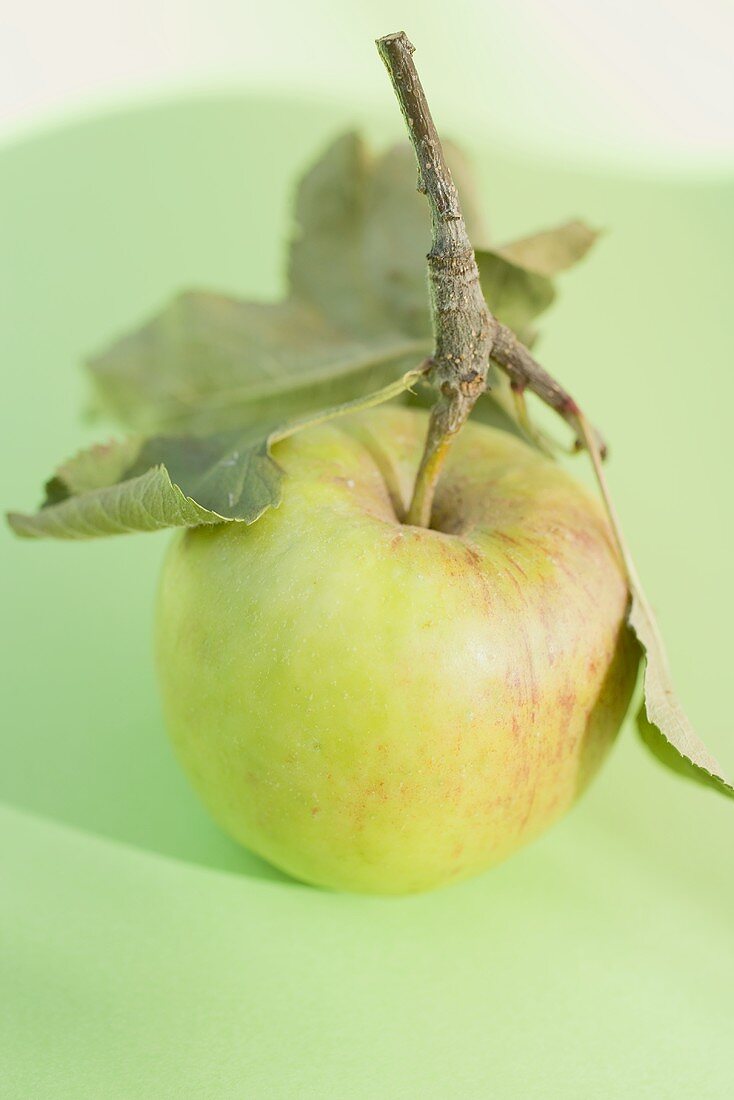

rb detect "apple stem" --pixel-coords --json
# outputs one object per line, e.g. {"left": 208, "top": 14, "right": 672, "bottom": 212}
{"left": 377, "top": 31, "right": 494, "bottom": 527}
{"left": 376, "top": 32, "right": 608, "bottom": 526}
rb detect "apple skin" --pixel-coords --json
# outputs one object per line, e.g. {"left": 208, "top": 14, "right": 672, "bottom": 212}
{"left": 156, "top": 406, "right": 638, "bottom": 893}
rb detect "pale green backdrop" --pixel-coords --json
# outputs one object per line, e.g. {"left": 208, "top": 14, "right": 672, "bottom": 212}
{"left": 1, "top": 91, "right": 732, "bottom": 1097}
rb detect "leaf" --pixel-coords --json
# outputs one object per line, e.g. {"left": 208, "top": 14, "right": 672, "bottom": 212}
{"left": 288, "top": 132, "right": 396, "bottom": 337}
{"left": 8, "top": 369, "right": 424, "bottom": 539}
{"left": 88, "top": 291, "right": 429, "bottom": 435}
{"left": 290, "top": 133, "right": 488, "bottom": 341}
{"left": 497, "top": 220, "right": 600, "bottom": 277}
{"left": 574, "top": 409, "right": 733, "bottom": 800}
{"left": 475, "top": 222, "right": 600, "bottom": 344}
{"left": 43, "top": 437, "right": 142, "bottom": 502}
{"left": 475, "top": 249, "right": 556, "bottom": 340}
{"left": 634, "top": 610, "right": 734, "bottom": 798}
{"left": 8, "top": 464, "right": 219, "bottom": 539}
{"left": 88, "top": 133, "right": 488, "bottom": 436}
{"left": 11, "top": 132, "right": 600, "bottom": 541}
{"left": 86, "top": 132, "right": 595, "bottom": 441}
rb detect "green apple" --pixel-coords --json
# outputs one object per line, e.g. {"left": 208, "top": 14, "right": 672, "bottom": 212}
{"left": 156, "top": 406, "right": 637, "bottom": 893}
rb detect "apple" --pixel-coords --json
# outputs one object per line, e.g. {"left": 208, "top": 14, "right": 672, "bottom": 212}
{"left": 156, "top": 405, "right": 637, "bottom": 893}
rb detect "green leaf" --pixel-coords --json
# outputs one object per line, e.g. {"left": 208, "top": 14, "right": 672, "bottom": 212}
{"left": 8, "top": 369, "right": 424, "bottom": 539}
{"left": 88, "top": 133, "right": 490, "bottom": 436}
{"left": 289, "top": 133, "right": 488, "bottom": 341}
{"left": 475, "top": 222, "right": 599, "bottom": 342}
{"left": 43, "top": 437, "right": 142, "bottom": 501}
{"left": 8, "top": 463, "right": 219, "bottom": 539}
{"left": 497, "top": 219, "right": 600, "bottom": 277}
{"left": 575, "top": 410, "right": 733, "bottom": 800}
{"left": 88, "top": 291, "right": 429, "bottom": 435}
{"left": 288, "top": 133, "right": 427, "bottom": 338}
{"left": 11, "top": 132, "right": 600, "bottom": 541}
{"left": 475, "top": 249, "right": 556, "bottom": 339}
{"left": 86, "top": 132, "right": 594, "bottom": 441}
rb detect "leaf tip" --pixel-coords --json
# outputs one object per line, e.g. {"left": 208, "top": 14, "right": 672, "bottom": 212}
{"left": 6, "top": 511, "right": 36, "bottom": 539}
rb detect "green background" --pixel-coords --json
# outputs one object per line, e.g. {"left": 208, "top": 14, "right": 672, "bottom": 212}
{"left": 1, "top": 94, "right": 732, "bottom": 1097}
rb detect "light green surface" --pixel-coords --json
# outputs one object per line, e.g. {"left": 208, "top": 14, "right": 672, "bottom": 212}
{"left": 1, "top": 95, "right": 732, "bottom": 1096}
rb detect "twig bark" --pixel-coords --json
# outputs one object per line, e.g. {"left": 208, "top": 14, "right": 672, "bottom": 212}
{"left": 376, "top": 31, "right": 607, "bottom": 524}
{"left": 376, "top": 31, "right": 494, "bottom": 527}
{"left": 491, "top": 323, "right": 608, "bottom": 457}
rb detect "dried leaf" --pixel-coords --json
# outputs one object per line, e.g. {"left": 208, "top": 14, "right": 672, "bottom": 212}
{"left": 632, "top": 600, "right": 734, "bottom": 798}
{"left": 575, "top": 410, "right": 733, "bottom": 799}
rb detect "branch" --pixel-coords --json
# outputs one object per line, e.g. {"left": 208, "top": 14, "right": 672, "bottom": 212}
{"left": 376, "top": 31, "right": 494, "bottom": 527}
{"left": 491, "top": 323, "right": 608, "bottom": 457}
{"left": 376, "top": 31, "right": 607, "bottom": 523}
